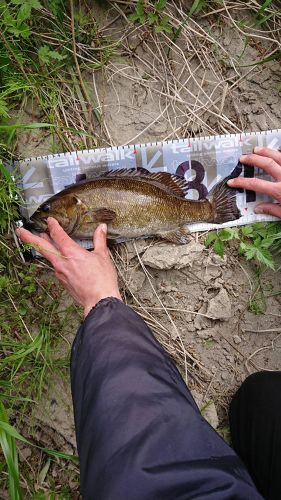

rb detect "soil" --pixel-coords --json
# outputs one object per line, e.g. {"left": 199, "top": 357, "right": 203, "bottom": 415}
{"left": 12, "top": 0, "right": 281, "bottom": 495}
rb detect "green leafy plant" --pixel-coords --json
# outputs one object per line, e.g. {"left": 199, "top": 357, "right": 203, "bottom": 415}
{"left": 189, "top": 0, "right": 208, "bottom": 16}
{"left": 205, "top": 227, "right": 239, "bottom": 258}
{"left": 239, "top": 223, "right": 281, "bottom": 270}
{"left": 38, "top": 45, "right": 67, "bottom": 65}
{"left": 130, "top": 0, "right": 173, "bottom": 33}
{"left": 205, "top": 223, "right": 281, "bottom": 315}
{"left": 205, "top": 222, "right": 281, "bottom": 270}
{"left": 12, "top": 0, "right": 42, "bottom": 23}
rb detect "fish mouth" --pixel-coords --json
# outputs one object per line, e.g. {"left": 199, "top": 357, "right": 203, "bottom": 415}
{"left": 27, "top": 216, "right": 48, "bottom": 233}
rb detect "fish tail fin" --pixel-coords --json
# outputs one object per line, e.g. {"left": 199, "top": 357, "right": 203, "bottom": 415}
{"left": 209, "top": 176, "right": 241, "bottom": 224}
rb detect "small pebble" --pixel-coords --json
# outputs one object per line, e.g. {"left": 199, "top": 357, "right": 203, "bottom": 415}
{"left": 233, "top": 335, "right": 242, "bottom": 344}
{"left": 226, "top": 355, "right": 234, "bottom": 363}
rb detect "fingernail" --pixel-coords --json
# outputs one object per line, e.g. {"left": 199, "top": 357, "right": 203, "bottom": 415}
{"left": 227, "top": 179, "right": 234, "bottom": 186}
{"left": 254, "top": 146, "right": 262, "bottom": 153}
{"left": 240, "top": 154, "right": 248, "bottom": 160}
{"left": 15, "top": 228, "right": 21, "bottom": 236}
{"left": 100, "top": 223, "right": 107, "bottom": 233}
{"left": 254, "top": 207, "right": 263, "bottom": 214}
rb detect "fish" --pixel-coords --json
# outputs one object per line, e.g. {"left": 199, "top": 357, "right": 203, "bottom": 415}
{"left": 28, "top": 167, "right": 241, "bottom": 245}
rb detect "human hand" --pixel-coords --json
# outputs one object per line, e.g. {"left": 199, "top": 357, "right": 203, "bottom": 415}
{"left": 16, "top": 217, "right": 122, "bottom": 318}
{"left": 227, "top": 147, "right": 281, "bottom": 218}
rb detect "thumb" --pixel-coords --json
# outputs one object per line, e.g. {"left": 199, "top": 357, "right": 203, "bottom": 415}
{"left": 255, "top": 203, "right": 281, "bottom": 219}
{"left": 93, "top": 223, "right": 108, "bottom": 254}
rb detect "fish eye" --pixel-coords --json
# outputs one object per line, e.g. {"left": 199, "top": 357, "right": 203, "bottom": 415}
{"left": 42, "top": 204, "right": 50, "bottom": 212}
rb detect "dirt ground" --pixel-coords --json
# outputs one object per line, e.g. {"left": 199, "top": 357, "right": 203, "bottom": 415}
{"left": 13, "top": 0, "right": 281, "bottom": 495}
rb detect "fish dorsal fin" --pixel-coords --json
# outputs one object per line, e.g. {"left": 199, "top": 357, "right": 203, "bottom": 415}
{"left": 103, "top": 168, "right": 189, "bottom": 198}
{"left": 143, "top": 172, "right": 188, "bottom": 198}
{"left": 103, "top": 168, "right": 149, "bottom": 178}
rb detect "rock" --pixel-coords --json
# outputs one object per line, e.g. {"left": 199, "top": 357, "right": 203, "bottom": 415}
{"left": 223, "top": 345, "right": 231, "bottom": 353}
{"left": 126, "top": 269, "right": 146, "bottom": 294}
{"left": 203, "top": 402, "right": 219, "bottom": 429}
{"left": 18, "top": 445, "right": 32, "bottom": 461}
{"left": 124, "top": 239, "right": 149, "bottom": 260}
{"left": 209, "top": 252, "right": 227, "bottom": 265}
{"left": 194, "top": 303, "right": 211, "bottom": 330}
{"left": 250, "top": 68, "right": 271, "bottom": 85}
{"left": 197, "top": 329, "right": 212, "bottom": 340}
{"left": 206, "top": 288, "right": 231, "bottom": 320}
{"left": 203, "top": 264, "right": 222, "bottom": 282}
{"left": 233, "top": 335, "right": 242, "bottom": 344}
{"left": 196, "top": 326, "right": 218, "bottom": 338}
{"left": 226, "top": 355, "right": 234, "bottom": 363}
{"left": 142, "top": 241, "right": 205, "bottom": 270}
{"left": 158, "top": 282, "right": 178, "bottom": 293}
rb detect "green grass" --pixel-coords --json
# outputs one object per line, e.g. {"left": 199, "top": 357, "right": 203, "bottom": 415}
{"left": 0, "top": 400, "right": 78, "bottom": 499}
{"left": 0, "top": 2, "right": 109, "bottom": 491}
{"left": 0, "top": 402, "right": 21, "bottom": 500}
{"left": 0, "top": 0, "right": 116, "bottom": 157}
{"left": 0, "top": 161, "right": 80, "bottom": 495}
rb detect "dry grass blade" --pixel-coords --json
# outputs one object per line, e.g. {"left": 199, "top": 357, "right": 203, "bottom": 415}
{"left": 245, "top": 334, "right": 281, "bottom": 373}
{"left": 106, "top": 0, "right": 281, "bottom": 143}
{"left": 245, "top": 328, "right": 281, "bottom": 333}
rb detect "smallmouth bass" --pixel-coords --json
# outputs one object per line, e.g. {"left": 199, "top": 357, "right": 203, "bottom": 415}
{"left": 29, "top": 168, "right": 241, "bottom": 244}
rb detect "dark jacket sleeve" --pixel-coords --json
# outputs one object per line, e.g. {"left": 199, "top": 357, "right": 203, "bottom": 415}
{"left": 71, "top": 297, "right": 262, "bottom": 500}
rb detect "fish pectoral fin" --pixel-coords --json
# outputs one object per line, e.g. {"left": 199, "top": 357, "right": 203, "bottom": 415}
{"left": 156, "top": 227, "right": 191, "bottom": 245}
{"left": 92, "top": 208, "right": 116, "bottom": 223}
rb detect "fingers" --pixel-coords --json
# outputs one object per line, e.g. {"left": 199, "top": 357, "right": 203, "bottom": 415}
{"left": 39, "top": 232, "right": 62, "bottom": 251}
{"left": 253, "top": 147, "right": 281, "bottom": 167}
{"left": 47, "top": 217, "right": 80, "bottom": 255}
{"left": 93, "top": 223, "right": 108, "bottom": 256}
{"left": 227, "top": 176, "right": 280, "bottom": 198}
{"left": 16, "top": 227, "right": 61, "bottom": 266}
{"left": 240, "top": 152, "right": 281, "bottom": 181}
{"left": 255, "top": 203, "right": 281, "bottom": 219}
{"left": 39, "top": 233, "right": 53, "bottom": 244}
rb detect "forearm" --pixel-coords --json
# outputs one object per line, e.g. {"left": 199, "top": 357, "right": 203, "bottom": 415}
{"left": 71, "top": 298, "right": 261, "bottom": 500}
{"left": 71, "top": 298, "right": 194, "bottom": 466}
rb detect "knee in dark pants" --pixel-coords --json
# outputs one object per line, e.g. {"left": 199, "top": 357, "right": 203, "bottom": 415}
{"left": 232, "top": 371, "right": 281, "bottom": 415}
{"left": 229, "top": 371, "right": 281, "bottom": 500}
